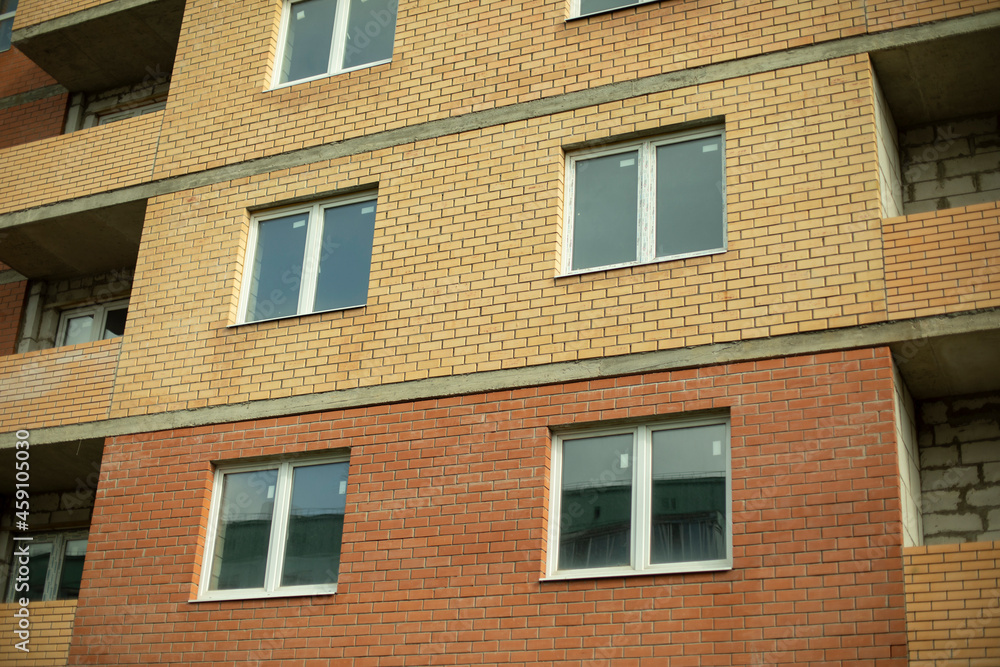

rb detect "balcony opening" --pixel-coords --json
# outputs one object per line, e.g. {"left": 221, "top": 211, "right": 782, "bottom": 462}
{"left": 11, "top": 0, "right": 183, "bottom": 133}
{"left": 872, "top": 26, "right": 1000, "bottom": 216}
{"left": 0, "top": 199, "right": 144, "bottom": 353}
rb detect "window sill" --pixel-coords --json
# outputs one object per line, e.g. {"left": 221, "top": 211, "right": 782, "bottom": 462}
{"left": 193, "top": 584, "right": 338, "bottom": 603}
{"left": 230, "top": 303, "right": 366, "bottom": 328}
{"left": 558, "top": 246, "right": 726, "bottom": 278}
{"left": 542, "top": 560, "right": 732, "bottom": 582}
{"left": 268, "top": 58, "right": 392, "bottom": 91}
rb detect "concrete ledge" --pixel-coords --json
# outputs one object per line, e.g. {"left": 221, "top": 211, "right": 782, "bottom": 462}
{"left": 0, "top": 84, "right": 67, "bottom": 112}
{"left": 3, "top": 308, "right": 998, "bottom": 448}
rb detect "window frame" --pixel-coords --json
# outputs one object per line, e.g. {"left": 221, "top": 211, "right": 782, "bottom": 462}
{"left": 270, "top": 0, "right": 396, "bottom": 89}
{"left": 4, "top": 530, "right": 89, "bottom": 602}
{"left": 55, "top": 299, "right": 129, "bottom": 347}
{"left": 237, "top": 192, "right": 377, "bottom": 325}
{"left": 197, "top": 453, "right": 350, "bottom": 602}
{"left": 0, "top": 0, "right": 16, "bottom": 52}
{"left": 545, "top": 415, "right": 732, "bottom": 580}
{"left": 562, "top": 126, "right": 727, "bottom": 276}
{"left": 570, "top": 0, "right": 659, "bottom": 19}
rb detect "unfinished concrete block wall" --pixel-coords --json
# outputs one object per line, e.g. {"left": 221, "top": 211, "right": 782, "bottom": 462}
{"left": 918, "top": 392, "right": 1000, "bottom": 544}
{"left": 901, "top": 113, "right": 1000, "bottom": 215}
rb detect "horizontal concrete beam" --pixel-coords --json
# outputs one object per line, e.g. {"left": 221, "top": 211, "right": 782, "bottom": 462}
{"left": 3, "top": 308, "right": 998, "bottom": 448}
{"left": 3, "top": 9, "right": 1000, "bottom": 229}
{"left": 0, "top": 84, "right": 67, "bottom": 112}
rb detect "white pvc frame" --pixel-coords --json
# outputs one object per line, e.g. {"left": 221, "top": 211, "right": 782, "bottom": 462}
{"left": 270, "top": 0, "right": 395, "bottom": 89}
{"left": 561, "top": 126, "right": 727, "bottom": 276}
{"left": 55, "top": 299, "right": 129, "bottom": 347}
{"left": 197, "top": 454, "right": 350, "bottom": 602}
{"left": 545, "top": 415, "right": 732, "bottom": 580}
{"left": 237, "top": 192, "right": 376, "bottom": 324}
{"left": 570, "top": 0, "right": 656, "bottom": 19}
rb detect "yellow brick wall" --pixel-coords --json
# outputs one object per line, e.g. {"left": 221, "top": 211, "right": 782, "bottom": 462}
{"left": 12, "top": 0, "right": 118, "bottom": 30}
{"left": 885, "top": 204, "right": 1000, "bottom": 318}
{"left": 0, "top": 113, "right": 162, "bottom": 215}
{"left": 0, "top": 600, "right": 76, "bottom": 666}
{"left": 0, "top": 339, "right": 119, "bottom": 431}
{"left": 108, "top": 55, "right": 890, "bottom": 417}
{"left": 904, "top": 541, "right": 1000, "bottom": 666}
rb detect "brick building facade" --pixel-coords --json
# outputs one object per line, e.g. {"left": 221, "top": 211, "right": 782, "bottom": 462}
{"left": 0, "top": 0, "right": 998, "bottom": 664}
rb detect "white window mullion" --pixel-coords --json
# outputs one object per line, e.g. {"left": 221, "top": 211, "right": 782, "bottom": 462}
{"left": 299, "top": 204, "right": 323, "bottom": 313}
{"left": 632, "top": 427, "right": 648, "bottom": 572}
{"left": 264, "top": 464, "right": 293, "bottom": 593}
{"left": 328, "top": 0, "right": 349, "bottom": 75}
{"left": 637, "top": 142, "right": 655, "bottom": 264}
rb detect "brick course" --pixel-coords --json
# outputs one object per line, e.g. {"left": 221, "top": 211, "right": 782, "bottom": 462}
{"left": 0, "top": 601, "right": 77, "bottom": 666}
{"left": 903, "top": 541, "right": 1000, "bottom": 666}
{"left": 106, "top": 56, "right": 894, "bottom": 418}
{"left": 884, "top": 203, "right": 1000, "bottom": 319}
{"left": 69, "top": 347, "right": 908, "bottom": 665}
{"left": 0, "top": 338, "right": 120, "bottom": 431}
{"left": 0, "top": 279, "right": 25, "bottom": 355}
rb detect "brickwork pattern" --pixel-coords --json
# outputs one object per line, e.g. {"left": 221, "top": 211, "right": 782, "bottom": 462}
{"left": 903, "top": 541, "right": 1000, "bottom": 666}
{"left": 71, "top": 348, "right": 907, "bottom": 665}
{"left": 106, "top": 56, "right": 891, "bottom": 418}
{"left": 0, "top": 47, "right": 58, "bottom": 98}
{"left": 149, "top": 0, "right": 1000, "bottom": 179}
{"left": 0, "top": 338, "right": 119, "bottom": 431}
{"left": 0, "top": 112, "right": 162, "bottom": 215}
{"left": 0, "top": 279, "right": 26, "bottom": 355}
{"left": 0, "top": 94, "right": 68, "bottom": 150}
{"left": 884, "top": 203, "right": 1000, "bottom": 318}
{"left": 0, "top": 601, "right": 77, "bottom": 666}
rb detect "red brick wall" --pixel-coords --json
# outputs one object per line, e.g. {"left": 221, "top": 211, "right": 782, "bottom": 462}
{"left": 71, "top": 347, "right": 907, "bottom": 665}
{"left": 0, "top": 279, "right": 26, "bottom": 355}
{"left": 0, "top": 47, "right": 57, "bottom": 98}
{"left": 0, "top": 93, "right": 67, "bottom": 149}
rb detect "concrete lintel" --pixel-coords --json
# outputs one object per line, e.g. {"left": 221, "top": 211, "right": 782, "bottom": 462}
{"left": 3, "top": 308, "right": 998, "bottom": 448}
{"left": 3, "top": 10, "right": 1000, "bottom": 228}
{"left": 0, "top": 269, "right": 27, "bottom": 285}
{"left": 0, "top": 84, "right": 68, "bottom": 112}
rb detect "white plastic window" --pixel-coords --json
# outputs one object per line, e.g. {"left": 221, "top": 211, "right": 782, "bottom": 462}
{"left": 56, "top": 300, "right": 128, "bottom": 347}
{"left": 198, "top": 456, "right": 350, "bottom": 601}
{"left": 547, "top": 417, "right": 732, "bottom": 579}
{"left": 563, "top": 127, "right": 726, "bottom": 274}
{"left": 238, "top": 194, "right": 377, "bottom": 324}
{"left": 273, "top": 0, "right": 398, "bottom": 87}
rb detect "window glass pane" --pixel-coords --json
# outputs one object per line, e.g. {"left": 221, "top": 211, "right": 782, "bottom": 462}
{"left": 281, "top": 462, "right": 349, "bottom": 586}
{"left": 650, "top": 424, "right": 727, "bottom": 564}
{"left": 579, "top": 0, "right": 638, "bottom": 16}
{"left": 0, "top": 18, "right": 13, "bottom": 52}
{"left": 559, "top": 433, "right": 633, "bottom": 570}
{"left": 56, "top": 539, "right": 88, "bottom": 599}
{"left": 655, "top": 136, "right": 725, "bottom": 258}
{"left": 0, "top": 0, "right": 19, "bottom": 14}
{"left": 25, "top": 542, "right": 53, "bottom": 602}
{"left": 209, "top": 469, "right": 279, "bottom": 590}
{"left": 102, "top": 307, "right": 128, "bottom": 339}
{"left": 341, "top": 0, "right": 397, "bottom": 70}
{"left": 278, "top": 0, "right": 338, "bottom": 84}
{"left": 246, "top": 213, "right": 309, "bottom": 322}
{"left": 313, "top": 200, "right": 376, "bottom": 312}
{"left": 571, "top": 151, "right": 639, "bottom": 271}
{"left": 63, "top": 314, "right": 94, "bottom": 346}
